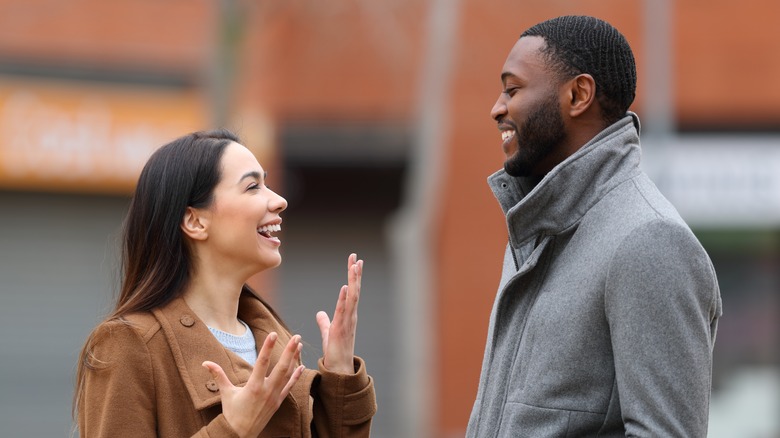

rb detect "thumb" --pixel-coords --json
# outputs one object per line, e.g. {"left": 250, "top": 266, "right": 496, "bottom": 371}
{"left": 202, "top": 361, "right": 234, "bottom": 391}
{"left": 316, "top": 311, "right": 330, "bottom": 350}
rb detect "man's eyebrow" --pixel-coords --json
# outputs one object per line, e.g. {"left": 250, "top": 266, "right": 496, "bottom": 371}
{"left": 238, "top": 170, "right": 266, "bottom": 183}
{"left": 501, "top": 72, "right": 518, "bottom": 84}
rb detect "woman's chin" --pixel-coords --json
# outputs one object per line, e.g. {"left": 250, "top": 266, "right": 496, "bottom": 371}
{"left": 257, "top": 253, "right": 283, "bottom": 271}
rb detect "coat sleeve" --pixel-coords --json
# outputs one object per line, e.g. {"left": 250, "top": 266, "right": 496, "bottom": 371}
{"left": 192, "top": 415, "right": 241, "bottom": 438}
{"left": 310, "top": 356, "right": 377, "bottom": 437}
{"left": 79, "top": 321, "right": 241, "bottom": 438}
{"left": 604, "top": 219, "right": 722, "bottom": 437}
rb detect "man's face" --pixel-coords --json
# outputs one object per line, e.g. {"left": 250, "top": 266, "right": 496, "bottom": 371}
{"left": 491, "top": 36, "right": 567, "bottom": 177}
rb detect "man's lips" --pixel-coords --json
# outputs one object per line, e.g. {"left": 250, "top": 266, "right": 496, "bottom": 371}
{"left": 498, "top": 122, "right": 517, "bottom": 154}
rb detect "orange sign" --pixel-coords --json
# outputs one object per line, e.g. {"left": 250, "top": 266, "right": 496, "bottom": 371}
{"left": 0, "top": 76, "right": 209, "bottom": 194}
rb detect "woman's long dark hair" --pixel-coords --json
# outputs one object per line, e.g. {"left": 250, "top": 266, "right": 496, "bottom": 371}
{"left": 73, "top": 129, "right": 285, "bottom": 419}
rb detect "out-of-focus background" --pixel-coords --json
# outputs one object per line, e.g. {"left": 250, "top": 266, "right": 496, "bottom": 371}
{"left": 0, "top": 0, "right": 778, "bottom": 436}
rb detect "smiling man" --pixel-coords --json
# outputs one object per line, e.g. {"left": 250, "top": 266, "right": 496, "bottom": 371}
{"left": 466, "top": 16, "right": 722, "bottom": 437}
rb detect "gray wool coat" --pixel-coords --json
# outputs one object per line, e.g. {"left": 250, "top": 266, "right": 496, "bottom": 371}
{"left": 466, "top": 114, "right": 722, "bottom": 437}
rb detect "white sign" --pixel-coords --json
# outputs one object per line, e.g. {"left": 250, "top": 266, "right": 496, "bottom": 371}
{"left": 643, "top": 135, "right": 780, "bottom": 228}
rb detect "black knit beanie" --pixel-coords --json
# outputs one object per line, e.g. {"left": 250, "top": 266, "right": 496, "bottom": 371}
{"left": 521, "top": 15, "right": 637, "bottom": 124}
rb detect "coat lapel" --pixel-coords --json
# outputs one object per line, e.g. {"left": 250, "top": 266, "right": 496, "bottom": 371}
{"left": 152, "top": 296, "right": 253, "bottom": 410}
{"left": 152, "top": 291, "right": 315, "bottom": 437}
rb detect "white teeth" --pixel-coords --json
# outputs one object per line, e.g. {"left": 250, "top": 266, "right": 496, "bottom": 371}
{"left": 501, "top": 130, "right": 515, "bottom": 141}
{"left": 257, "top": 224, "right": 281, "bottom": 234}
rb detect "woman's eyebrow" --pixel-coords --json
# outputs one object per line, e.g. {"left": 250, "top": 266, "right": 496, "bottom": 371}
{"left": 238, "top": 170, "right": 265, "bottom": 183}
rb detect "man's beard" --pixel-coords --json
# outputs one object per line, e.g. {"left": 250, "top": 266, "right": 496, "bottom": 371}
{"left": 504, "top": 92, "right": 566, "bottom": 177}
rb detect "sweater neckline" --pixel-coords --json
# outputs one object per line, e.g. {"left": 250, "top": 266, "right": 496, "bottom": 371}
{"left": 208, "top": 319, "right": 255, "bottom": 350}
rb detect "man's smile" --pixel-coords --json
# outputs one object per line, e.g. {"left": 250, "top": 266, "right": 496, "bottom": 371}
{"left": 498, "top": 123, "right": 517, "bottom": 155}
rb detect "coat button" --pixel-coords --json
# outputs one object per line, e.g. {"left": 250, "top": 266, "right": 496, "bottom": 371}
{"left": 206, "top": 379, "right": 219, "bottom": 392}
{"left": 180, "top": 315, "right": 195, "bottom": 327}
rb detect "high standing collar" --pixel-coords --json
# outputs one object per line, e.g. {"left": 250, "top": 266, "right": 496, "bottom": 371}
{"left": 487, "top": 112, "right": 643, "bottom": 248}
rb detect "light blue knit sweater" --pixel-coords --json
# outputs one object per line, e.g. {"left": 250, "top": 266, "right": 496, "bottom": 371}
{"left": 208, "top": 319, "right": 258, "bottom": 366}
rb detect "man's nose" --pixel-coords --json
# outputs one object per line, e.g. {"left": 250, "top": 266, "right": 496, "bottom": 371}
{"left": 491, "top": 94, "right": 507, "bottom": 121}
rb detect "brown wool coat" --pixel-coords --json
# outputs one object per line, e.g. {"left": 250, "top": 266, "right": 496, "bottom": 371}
{"left": 79, "top": 292, "right": 377, "bottom": 438}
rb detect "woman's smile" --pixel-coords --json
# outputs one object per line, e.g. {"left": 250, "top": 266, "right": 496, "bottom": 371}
{"left": 257, "top": 222, "right": 282, "bottom": 246}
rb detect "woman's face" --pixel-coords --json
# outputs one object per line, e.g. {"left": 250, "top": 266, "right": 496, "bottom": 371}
{"left": 201, "top": 142, "right": 288, "bottom": 274}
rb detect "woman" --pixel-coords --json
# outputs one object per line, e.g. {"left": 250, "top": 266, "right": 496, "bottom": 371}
{"left": 74, "top": 129, "right": 376, "bottom": 437}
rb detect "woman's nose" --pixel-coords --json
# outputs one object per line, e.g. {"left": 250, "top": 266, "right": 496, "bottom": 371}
{"left": 270, "top": 191, "right": 288, "bottom": 213}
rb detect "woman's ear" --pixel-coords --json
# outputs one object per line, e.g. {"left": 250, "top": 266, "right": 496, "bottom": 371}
{"left": 565, "top": 73, "right": 597, "bottom": 118}
{"left": 181, "top": 206, "right": 209, "bottom": 241}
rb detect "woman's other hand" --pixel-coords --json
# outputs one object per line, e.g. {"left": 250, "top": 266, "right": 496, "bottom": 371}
{"left": 316, "top": 253, "right": 363, "bottom": 374}
{"left": 202, "top": 332, "right": 304, "bottom": 438}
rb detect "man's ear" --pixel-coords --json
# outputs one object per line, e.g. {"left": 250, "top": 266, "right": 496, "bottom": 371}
{"left": 181, "top": 206, "right": 209, "bottom": 241}
{"left": 565, "top": 73, "right": 597, "bottom": 118}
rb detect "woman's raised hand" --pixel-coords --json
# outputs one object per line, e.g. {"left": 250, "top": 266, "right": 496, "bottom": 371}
{"left": 202, "top": 332, "right": 304, "bottom": 438}
{"left": 316, "top": 253, "right": 363, "bottom": 374}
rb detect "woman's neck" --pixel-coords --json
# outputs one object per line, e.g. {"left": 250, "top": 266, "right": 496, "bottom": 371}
{"left": 182, "top": 267, "right": 247, "bottom": 335}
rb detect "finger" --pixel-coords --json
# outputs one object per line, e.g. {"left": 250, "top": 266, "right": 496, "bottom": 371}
{"left": 287, "top": 342, "right": 303, "bottom": 375}
{"left": 345, "top": 261, "right": 361, "bottom": 317}
{"left": 247, "top": 332, "right": 278, "bottom": 386}
{"left": 352, "top": 260, "right": 363, "bottom": 302}
{"left": 325, "top": 287, "right": 346, "bottom": 346}
{"left": 316, "top": 311, "right": 331, "bottom": 350}
{"left": 280, "top": 365, "right": 306, "bottom": 401}
{"left": 292, "top": 341, "right": 303, "bottom": 369}
{"left": 285, "top": 341, "right": 303, "bottom": 382}
{"left": 353, "top": 261, "right": 363, "bottom": 313}
{"left": 202, "top": 361, "right": 234, "bottom": 392}
{"left": 347, "top": 254, "right": 357, "bottom": 283}
{"left": 267, "top": 335, "right": 301, "bottom": 389}
{"left": 345, "top": 253, "right": 356, "bottom": 295}
{"left": 332, "top": 285, "right": 348, "bottom": 324}
{"left": 281, "top": 342, "right": 303, "bottom": 381}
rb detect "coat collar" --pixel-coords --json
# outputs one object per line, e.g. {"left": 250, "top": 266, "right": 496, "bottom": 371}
{"left": 487, "top": 113, "right": 643, "bottom": 248}
{"left": 151, "top": 292, "right": 281, "bottom": 410}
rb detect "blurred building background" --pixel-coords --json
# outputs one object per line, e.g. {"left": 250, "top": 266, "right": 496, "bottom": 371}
{"left": 0, "top": 0, "right": 778, "bottom": 436}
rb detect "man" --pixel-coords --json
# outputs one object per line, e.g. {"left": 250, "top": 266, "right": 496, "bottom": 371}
{"left": 466, "top": 16, "right": 722, "bottom": 437}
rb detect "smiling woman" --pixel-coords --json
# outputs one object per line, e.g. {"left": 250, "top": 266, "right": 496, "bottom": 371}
{"left": 186, "top": 143, "right": 288, "bottom": 278}
{"left": 73, "top": 129, "right": 376, "bottom": 438}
